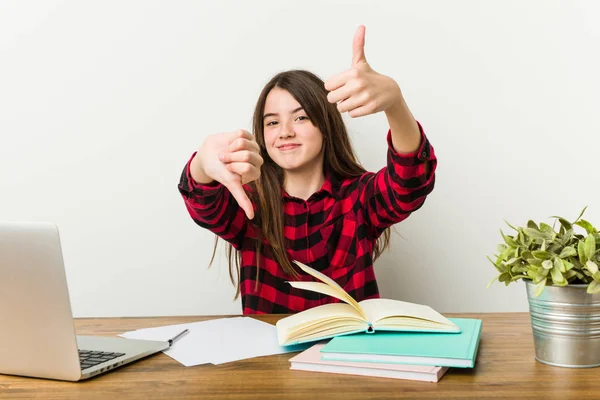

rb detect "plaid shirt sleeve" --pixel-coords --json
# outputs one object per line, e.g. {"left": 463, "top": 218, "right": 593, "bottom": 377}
{"left": 360, "top": 122, "right": 437, "bottom": 238}
{"left": 177, "top": 152, "right": 249, "bottom": 250}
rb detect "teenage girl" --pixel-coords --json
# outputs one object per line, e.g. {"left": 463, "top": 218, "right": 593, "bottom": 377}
{"left": 178, "top": 26, "right": 437, "bottom": 314}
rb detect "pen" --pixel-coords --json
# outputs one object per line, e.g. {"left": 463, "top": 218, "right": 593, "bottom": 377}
{"left": 168, "top": 329, "right": 189, "bottom": 347}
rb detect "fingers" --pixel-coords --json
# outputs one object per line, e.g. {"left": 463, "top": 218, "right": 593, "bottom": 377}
{"left": 327, "top": 85, "right": 351, "bottom": 104}
{"left": 352, "top": 25, "right": 367, "bottom": 66}
{"left": 228, "top": 138, "right": 260, "bottom": 154}
{"left": 223, "top": 174, "right": 255, "bottom": 220}
{"left": 327, "top": 80, "right": 363, "bottom": 104}
{"left": 226, "top": 162, "right": 261, "bottom": 184}
{"left": 219, "top": 150, "right": 263, "bottom": 168}
{"left": 325, "top": 25, "right": 368, "bottom": 95}
{"left": 347, "top": 104, "right": 373, "bottom": 118}
{"left": 324, "top": 69, "right": 357, "bottom": 92}
{"left": 337, "top": 92, "right": 370, "bottom": 114}
{"left": 227, "top": 129, "right": 254, "bottom": 142}
{"left": 226, "top": 130, "right": 260, "bottom": 154}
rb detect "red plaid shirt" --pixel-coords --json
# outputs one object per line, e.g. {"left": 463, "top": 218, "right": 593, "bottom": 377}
{"left": 178, "top": 125, "right": 436, "bottom": 314}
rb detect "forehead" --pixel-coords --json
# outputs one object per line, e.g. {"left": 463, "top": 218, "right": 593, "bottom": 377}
{"left": 264, "top": 87, "right": 301, "bottom": 112}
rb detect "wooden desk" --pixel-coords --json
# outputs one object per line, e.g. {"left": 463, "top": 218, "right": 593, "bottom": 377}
{"left": 0, "top": 313, "right": 598, "bottom": 399}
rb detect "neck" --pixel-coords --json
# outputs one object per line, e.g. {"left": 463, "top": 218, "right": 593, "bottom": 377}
{"left": 283, "top": 163, "right": 325, "bottom": 201}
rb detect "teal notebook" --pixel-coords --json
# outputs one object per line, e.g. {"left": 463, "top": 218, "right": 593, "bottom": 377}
{"left": 320, "top": 318, "right": 482, "bottom": 368}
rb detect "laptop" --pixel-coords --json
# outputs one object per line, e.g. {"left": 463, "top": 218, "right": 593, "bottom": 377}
{"left": 0, "top": 222, "right": 169, "bottom": 381}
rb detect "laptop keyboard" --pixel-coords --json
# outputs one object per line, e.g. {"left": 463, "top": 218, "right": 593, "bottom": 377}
{"left": 79, "top": 349, "right": 125, "bottom": 370}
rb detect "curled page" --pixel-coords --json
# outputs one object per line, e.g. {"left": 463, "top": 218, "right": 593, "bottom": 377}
{"left": 291, "top": 261, "right": 366, "bottom": 320}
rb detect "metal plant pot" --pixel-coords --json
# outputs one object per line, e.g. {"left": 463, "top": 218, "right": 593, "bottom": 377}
{"left": 525, "top": 280, "right": 600, "bottom": 368}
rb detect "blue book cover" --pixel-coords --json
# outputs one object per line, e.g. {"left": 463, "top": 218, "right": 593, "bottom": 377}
{"left": 320, "top": 318, "right": 482, "bottom": 368}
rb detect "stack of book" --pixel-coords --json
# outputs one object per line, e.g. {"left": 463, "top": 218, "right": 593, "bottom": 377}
{"left": 288, "top": 318, "right": 482, "bottom": 382}
{"left": 278, "top": 261, "right": 483, "bottom": 382}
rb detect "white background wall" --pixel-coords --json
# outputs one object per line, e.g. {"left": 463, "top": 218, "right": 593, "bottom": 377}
{"left": 1, "top": 0, "right": 599, "bottom": 317}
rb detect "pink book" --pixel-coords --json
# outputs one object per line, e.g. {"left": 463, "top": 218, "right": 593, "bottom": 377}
{"left": 289, "top": 343, "right": 448, "bottom": 382}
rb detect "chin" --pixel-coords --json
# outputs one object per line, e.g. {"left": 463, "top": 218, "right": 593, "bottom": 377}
{"left": 276, "top": 161, "right": 302, "bottom": 171}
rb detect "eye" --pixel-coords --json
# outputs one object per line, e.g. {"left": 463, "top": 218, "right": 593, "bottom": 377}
{"left": 296, "top": 115, "right": 309, "bottom": 121}
{"left": 266, "top": 120, "right": 278, "bottom": 126}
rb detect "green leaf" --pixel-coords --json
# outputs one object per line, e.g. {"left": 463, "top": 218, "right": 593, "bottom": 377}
{"left": 565, "top": 270, "right": 577, "bottom": 280}
{"left": 542, "top": 260, "right": 553, "bottom": 270}
{"left": 517, "top": 230, "right": 526, "bottom": 246}
{"left": 578, "top": 240, "right": 588, "bottom": 264}
{"left": 550, "top": 265, "right": 566, "bottom": 285}
{"left": 575, "top": 220, "right": 597, "bottom": 235}
{"left": 540, "top": 222, "right": 554, "bottom": 233}
{"left": 487, "top": 256, "right": 506, "bottom": 273}
{"left": 563, "top": 260, "right": 574, "bottom": 271}
{"left": 523, "top": 228, "right": 554, "bottom": 241}
{"left": 585, "top": 234, "right": 596, "bottom": 260}
{"left": 587, "top": 281, "right": 600, "bottom": 294}
{"left": 504, "top": 219, "right": 519, "bottom": 232}
{"left": 498, "top": 246, "right": 513, "bottom": 262}
{"left": 534, "top": 278, "right": 547, "bottom": 297}
{"left": 527, "top": 220, "right": 539, "bottom": 230}
{"left": 574, "top": 206, "right": 588, "bottom": 223}
{"left": 547, "top": 242, "right": 561, "bottom": 254}
{"left": 486, "top": 275, "right": 498, "bottom": 288}
{"left": 526, "top": 258, "right": 542, "bottom": 266}
{"left": 498, "top": 272, "right": 511, "bottom": 283}
{"left": 554, "top": 258, "right": 566, "bottom": 273}
{"left": 527, "top": 268, "right": 539, "bottom": 279}
{"left": 532, "top": 250, "right": 551, "bottom": 260}
{"left": 559, "top": 246, "right": 577, "bottom": 258}
{"left": 586, "top": 260, "right": 599, "bottom": 275}
{"left": 560, "top": 230, "right": 574, "bottom": 246}
{"left": 497, "top": 244, "right": 508, "bottom": 253}
{"left": 505, "top": 257, "right": 521, "bottom": 266}
{"left": 550, "top": 216, "right": 573, "bottom": 231}
{"left": 571, "top": 258, "right": 582, "bottom": 268}
{"left": 501, "top": 230, "right": 518, "bottom": 247}
{"left": 533, "top": 272, "right": 546, "bottom": 283}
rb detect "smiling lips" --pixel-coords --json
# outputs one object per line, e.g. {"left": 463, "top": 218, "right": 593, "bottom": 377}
{"left": 277, "top": 144, "right": 301, "bottom": 151}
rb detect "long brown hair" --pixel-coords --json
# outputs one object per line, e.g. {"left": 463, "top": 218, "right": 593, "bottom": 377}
{"left": 211, "top": 70, "right": 391, "bottom": 298}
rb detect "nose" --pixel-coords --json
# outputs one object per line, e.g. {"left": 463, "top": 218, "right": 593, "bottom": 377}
{"left": 279, "top": 119, "right": 295, "bottom": 139}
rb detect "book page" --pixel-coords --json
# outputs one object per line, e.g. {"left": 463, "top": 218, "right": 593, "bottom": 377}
{"left": 358, "top": 299, "right": 459, "bottom": 332}
{"left": 291, "top": 261, "right": 366, "bottom": 319}
{"left": 276, "top": 303, "right": 367, "bottom": 345}
{"left": 287, "top": 282, "right": 366, "bottom": 319}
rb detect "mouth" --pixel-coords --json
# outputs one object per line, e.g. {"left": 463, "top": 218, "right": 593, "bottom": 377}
{"left": 277, "top": 144, "right": 301, "bottom": 151}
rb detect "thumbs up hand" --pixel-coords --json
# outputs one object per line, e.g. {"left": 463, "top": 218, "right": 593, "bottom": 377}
{"left": 325, "top": 25, "right": 403, "bottom": 118}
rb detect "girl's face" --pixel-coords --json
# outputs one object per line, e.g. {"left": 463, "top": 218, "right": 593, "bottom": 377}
{"left": 262, "top": 87, "right": 324, "bottom": 173}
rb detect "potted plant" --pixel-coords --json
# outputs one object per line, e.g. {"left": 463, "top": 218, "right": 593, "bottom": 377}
{"left": 488, "top": 206, "right": 600, "bottom": 368}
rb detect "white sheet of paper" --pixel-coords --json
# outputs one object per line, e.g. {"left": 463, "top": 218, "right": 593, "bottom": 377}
{"left": 120, "top": 317, "right": 243, "bottom": 366}
{"left": 207, "top": 317, "right": 307, "bottom": 365}
{"left": 119, "top": 317, "right": 307, "bottom": 366}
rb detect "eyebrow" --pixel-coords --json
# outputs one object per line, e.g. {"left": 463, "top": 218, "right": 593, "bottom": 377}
{"left": 263, "top": 107, "right": 304, "bottom": 120}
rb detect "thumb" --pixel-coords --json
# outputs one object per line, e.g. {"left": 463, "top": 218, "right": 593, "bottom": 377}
{"left": 224, "top": 175, "right": 255, "bottom": 220}
{"left": 351, "top": 25, "right": 367, "bottom": 66}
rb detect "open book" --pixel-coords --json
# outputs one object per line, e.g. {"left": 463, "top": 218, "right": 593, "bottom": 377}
{"left": 276, "top": 261, "right": 460, "bottom": 346}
